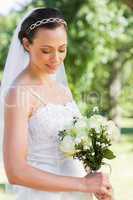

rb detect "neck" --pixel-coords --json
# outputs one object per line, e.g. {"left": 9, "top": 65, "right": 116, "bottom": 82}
{"left": 27, "top": 63, "right": 55, "bottom": 85}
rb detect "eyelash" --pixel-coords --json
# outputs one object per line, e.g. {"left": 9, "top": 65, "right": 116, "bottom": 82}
{"left": 42, "top": 50, "right": 66, "bottom": 54}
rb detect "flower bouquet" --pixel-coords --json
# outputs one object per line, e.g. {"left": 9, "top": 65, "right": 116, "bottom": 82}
{"left": 58, "top": 107, "right": 118, "bottom": 198}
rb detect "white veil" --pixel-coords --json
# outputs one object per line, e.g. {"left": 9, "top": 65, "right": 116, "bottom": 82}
{"left": 0, "top": 8, "right": 68, "bottom": 193}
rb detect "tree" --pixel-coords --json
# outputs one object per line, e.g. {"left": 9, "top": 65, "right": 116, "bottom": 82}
{"left": 0, "top": 0, "right": 133, "bottom": 121}
{"left": 123, "top": 0, "right": 133, "bottom": 9}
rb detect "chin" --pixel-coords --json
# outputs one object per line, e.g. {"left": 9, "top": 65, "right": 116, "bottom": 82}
{"left": 46, "top": 64, "right": 60, "bottom": 73}
{"left": 47, "top": 70, "right": 56, "bottom": 74}
{"left": 46, "top": 68, "right": 58, "bottom": 74}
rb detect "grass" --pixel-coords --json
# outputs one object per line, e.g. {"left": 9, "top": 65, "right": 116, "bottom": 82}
{"left": 110, "top": 133, "right": 133, "bottom": 200}
{"left": 0, "top": 70, "right": 3, "bottom": 81}
{"left": 120, "top": 118, "right": 133, "bottom": 128}
{"left": 0, "top": 193, "right": 15, "bottom": 200}
{"left": 0, "top": 133, "right": 133, "bottom": 200}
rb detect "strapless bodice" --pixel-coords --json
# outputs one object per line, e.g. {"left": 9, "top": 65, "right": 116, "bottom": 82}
{"left": 15, "top": 100, "right": 92, "bottom": 200}
{"left": 27, "top": 101, "right": 86, "bottom": 177}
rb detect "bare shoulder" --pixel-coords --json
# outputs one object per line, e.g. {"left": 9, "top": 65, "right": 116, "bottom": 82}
{"left": 5, "top": 77, "right": 33, "bottom": 118}
{"left": 4, "top": 87, "right": 30, "bottom": 121}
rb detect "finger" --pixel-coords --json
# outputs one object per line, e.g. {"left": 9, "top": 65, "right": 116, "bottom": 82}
{"left": 106, "top": 185, "right": 112, "bottom": 190}
{"left": 95, "top": 194, "right": 107, "bottom": 200}
{"left": 102, "top": 172, "right": 109, "bottom": 179}
{"left": 101, "top": 187, "right": 112, "bottom": 197}
{"left": 95, "top": 192, "right": 107, "bottom": 199}
{"left": 95, "top": 193, "right": 104, "bottom": 200}
{"left": 104, "top": 183, "right": 112, "bottom": 190}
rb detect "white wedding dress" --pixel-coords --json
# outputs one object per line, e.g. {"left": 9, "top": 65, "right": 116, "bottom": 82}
{"left": 15, "top": 89, "right": 93, "bottom": 200}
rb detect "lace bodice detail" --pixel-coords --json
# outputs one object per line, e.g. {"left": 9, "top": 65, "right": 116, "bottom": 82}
{"left": 27, "top": 100, "right": 86, "bottom": 176}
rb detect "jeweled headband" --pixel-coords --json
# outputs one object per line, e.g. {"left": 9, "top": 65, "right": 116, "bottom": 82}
{"left": 27, "top": 17, "right": 67, "bottom": 33}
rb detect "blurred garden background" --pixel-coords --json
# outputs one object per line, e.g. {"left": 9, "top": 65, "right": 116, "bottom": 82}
{"left": 0, "top": 0, "right": 133, "bottom": 200}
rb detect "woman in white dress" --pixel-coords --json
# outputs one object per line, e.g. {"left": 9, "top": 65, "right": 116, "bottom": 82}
{"left": 2, "top": 7, "right": 113, "bottom": 200}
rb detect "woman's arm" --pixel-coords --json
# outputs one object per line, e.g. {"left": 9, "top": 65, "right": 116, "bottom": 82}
{"left": 3, "top": 86, "right": 84, "bottom": 192}
{"left": 3, "top": 86, "right": 111, "bottom": 197}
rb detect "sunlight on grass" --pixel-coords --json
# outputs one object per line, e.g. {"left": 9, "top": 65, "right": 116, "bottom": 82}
{"left": 120, "top": 118, "right": 133, "bottom": 128}
{"left": 110, "top": 134, "right": 133, "bottom": 200}
{"left": 0, "top": 193, "right": 15, "bottom": 200}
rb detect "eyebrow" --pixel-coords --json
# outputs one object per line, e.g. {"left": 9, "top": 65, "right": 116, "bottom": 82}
{"left": 40, "top": 44, "right": 67, "bottom": 48}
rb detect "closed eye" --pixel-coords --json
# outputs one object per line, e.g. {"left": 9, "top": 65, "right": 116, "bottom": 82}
{"left": 59, "top": 49, "right": 66, "bottom": 53}
{"left": 42, "top": 50, "right": 51, "bottom": 54}
{"left": 41, "top": 49, "right": 66, "bottom": 54}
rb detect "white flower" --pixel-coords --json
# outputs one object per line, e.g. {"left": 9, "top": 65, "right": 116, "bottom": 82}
{"left": 83, "top": 145, "right": 90, "bottom": 150}
{"left": 59, "top": 135, "right": 75, "bottom": 156}
{"left": 88, "top": 114, "right": 107, "bottom": 132}
{"left": 101, "top": 143, "right": 106, "bottom": 147}
{"left": 106, "top": 120, "right": 120, "bottom": 140}
{"left": 95, "top": 127, "right": 101, "bottom": 133}
{"left": 93, "top": 106, "right": 99, "bottom": 113}
{"left": 96, "top": 141, "right": 101, "bottom": 146}
{"left": 74, "top": 117, "right": 88, "bottom": 130}
{"left": 75, "top": 134, "right": 91, "bottom": 146}
{"left": 75, "top": 137, "right": 82, "bottom": 144}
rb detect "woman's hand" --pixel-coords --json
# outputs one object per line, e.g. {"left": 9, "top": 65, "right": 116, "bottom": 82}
{"left": 94, "top": 177, "right": 113, "bottom": 200}
{"left": 83, "top": 172, "right": 112, "bottom": 198}
{"left": 95, "top": 189, "right": 113, "bottom": 200}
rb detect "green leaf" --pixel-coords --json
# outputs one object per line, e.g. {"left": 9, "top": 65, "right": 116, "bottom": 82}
{"left": 103, "top": 149, "right": 116, "bottom": 159}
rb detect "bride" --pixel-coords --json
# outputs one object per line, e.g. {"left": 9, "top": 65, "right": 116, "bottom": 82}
{"left": 1, "top": 7, "right": 113, "bottom": 200}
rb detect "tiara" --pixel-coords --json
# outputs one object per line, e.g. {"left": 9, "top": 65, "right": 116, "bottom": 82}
{"left": 27, "top": 18, "right": 67, "bottom": 33}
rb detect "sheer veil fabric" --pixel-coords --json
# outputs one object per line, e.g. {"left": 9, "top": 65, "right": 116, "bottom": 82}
{"left": 0, "top": 8, "right": 68, "bottom": 193}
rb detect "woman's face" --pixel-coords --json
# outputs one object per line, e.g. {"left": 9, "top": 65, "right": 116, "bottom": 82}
{"left": 25, "top": 26, "right": 67, "bottom": 74}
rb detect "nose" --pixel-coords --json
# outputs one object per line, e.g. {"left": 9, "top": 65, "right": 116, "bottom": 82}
{"left": 50, "top": 52, "right": 60, "bottom": 63}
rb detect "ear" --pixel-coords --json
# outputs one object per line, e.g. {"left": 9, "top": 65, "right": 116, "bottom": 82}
{"left": 22, "top": 37, "right": 31, "bottom": 52}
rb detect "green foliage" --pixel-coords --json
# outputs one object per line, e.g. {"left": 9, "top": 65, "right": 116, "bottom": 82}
{"left": 103, "top": 148, "right": 116, "bottom": 159}
{"left": 43, "top": 0, "right": 133, "bottom": 118}
{"left": 0, "top": 14, "right": 18, "bottom": 70}
{"left": 74, "top": 126, "right": 115, "bottom": 171}
{"left": 0, "top": 0, "right": 132, "bottom": 118}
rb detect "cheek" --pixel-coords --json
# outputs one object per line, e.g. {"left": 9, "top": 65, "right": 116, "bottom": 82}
{"left": 47, "top": 53, "right": 66, "bottom": 62}
{"left": 61, "top": 52, "right": 67, "bottom": 61}
{"left": 32, "top": 51, "right": 48, "bottom": 63}
{"left": 64, "top": 51, "right": 67, "bottom": 58}
{"left": 59, "top": 51, "right": 67, "bottom": 60}
{"left": 42, "top": 54, "right": 51, "bottom": 62}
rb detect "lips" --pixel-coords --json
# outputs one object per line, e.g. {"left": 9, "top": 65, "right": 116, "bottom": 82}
{"left": 47, "top": 64, "right": 59, "bottom": 69}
